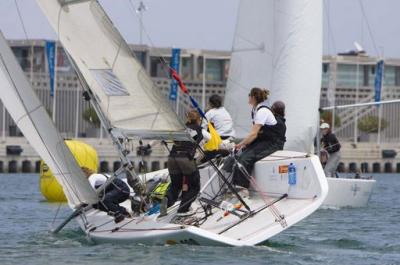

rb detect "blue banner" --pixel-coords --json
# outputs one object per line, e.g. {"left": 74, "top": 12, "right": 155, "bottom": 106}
{"left": 374, "top": 60, "right": 384, "bottom": 102}
{"left": 45, "top": 41, "right": 55, "bottom": 97}
{"left": 169, "top": 48, "right": 181, "bottom": 101}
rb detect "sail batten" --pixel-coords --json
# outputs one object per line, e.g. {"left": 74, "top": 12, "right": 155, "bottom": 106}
{"left": 36, "top": 0, "right": 187, "bottom": 140}
{"left": 226, "top": 0, "right": 322, "bottom": 153}
{"left": 0, "top": 32, "right": 98, "bottom": 208}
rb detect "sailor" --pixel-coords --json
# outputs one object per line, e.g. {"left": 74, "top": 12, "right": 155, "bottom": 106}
{"left": 203, "top": 94, "right": 235, "bottom": 140}
{"left": 160, "top": 110, "right": 207, "bottom": 217}
{"left": 226, "top": 88, "right": 286, "bottom": 189}
{"left": 81, "top": 167, "right": 131, "bottom": 223}
{"left": 320, "top": 123, "right": 341, "bottom": 178}
{"left": 270, "top": 100, "right": 287, "bottom": 150}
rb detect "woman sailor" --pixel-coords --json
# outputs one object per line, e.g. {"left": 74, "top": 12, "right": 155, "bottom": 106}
{"left": 203, "top": 94, "right": 235, "bottom": 140}
{"left": 227, "top": 87, "right": 286, "bottom": 190}
{"left": 160, "top": 110, "right": 210, "bottom": 217}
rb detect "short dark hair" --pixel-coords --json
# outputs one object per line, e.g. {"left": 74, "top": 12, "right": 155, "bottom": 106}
{"left": 271, "top": 101, "right": 285, "bottom": 117}
{"left": 209, "top": 94, "right": 222, "bottom": 108}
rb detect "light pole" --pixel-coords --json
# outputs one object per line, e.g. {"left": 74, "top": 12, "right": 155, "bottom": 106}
{"left": 354, "top": 55, "right": 359, "bottom": 145}
{"left": 202, "top": 55, "right": 207, "bottom": 111}
{"left": 136, "top": 1, "right": 147, "bottom": 45}
{"left": 377, "top": 46, "right": 385, "bottom": 145}
{"left": 353, "top": 41, "right": 364, "bottom": 145}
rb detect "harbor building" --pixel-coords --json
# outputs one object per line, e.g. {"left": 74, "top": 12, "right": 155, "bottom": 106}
{"left": 1, "top": 39, "right": 399, "bottom": 173}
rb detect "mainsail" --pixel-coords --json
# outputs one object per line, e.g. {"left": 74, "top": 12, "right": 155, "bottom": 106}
{"left": 225, "top": 0, "right": 322, "bottom": 153}
{"left": 0, "top": 32, "right": 98, "bottom": 208}
{"left": 36, "top": 0, "right": 187, "bottom": 140}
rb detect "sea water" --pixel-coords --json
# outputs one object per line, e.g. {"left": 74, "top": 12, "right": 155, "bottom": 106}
{"left": 0, "top": 173, "right": 399, "bottom": 265}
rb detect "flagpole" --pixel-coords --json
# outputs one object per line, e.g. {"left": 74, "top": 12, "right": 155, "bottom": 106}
{"left": 176, "top": 81, "right": 180, "bottom": 116}
{"left": 30, "top": 41, "right": 34, "bottom": 84}
{"left": 2, "top": 105, "right": 5, "bottom": 142}
{"left": 354, "top": 55, "right": 359, "bottom": 144}
{"left": 327, "top": 58, "right": 337, "bottom": 132}
{"left": 170, "top": 48, "right": 181, "bottom": 116}
{"left": 74, "top": 84, "right": 80, "bottom": 138}
{"left": 52, "top": 42, "right": 58, "bottom": 123}
{"left": 377, "top": 104, "right": 382, "bottom": 144}
{"left": 377, "top": 49, "right": 385, "bottom": 145}
{"left": 202, "top": 55, "right": 206, "bottom": 110}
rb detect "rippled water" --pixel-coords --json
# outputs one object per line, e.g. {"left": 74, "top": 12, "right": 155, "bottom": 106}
{"left": 0, "top": 173, "right": 399, "bottom": 265}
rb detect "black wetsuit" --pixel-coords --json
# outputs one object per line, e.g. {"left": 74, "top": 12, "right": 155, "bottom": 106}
{"left": 166, "top": 122, "right": 203, "bottom": 213}
{"left": 226, "top": 106, "right": 286, "bottom": 188}
{"left": 95, "top": 176, "right": 130, "bottom": 217}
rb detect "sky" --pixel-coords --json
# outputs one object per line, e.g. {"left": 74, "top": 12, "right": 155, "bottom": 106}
{"left": 0, "top": 0, "right": 398, "bottom": 58}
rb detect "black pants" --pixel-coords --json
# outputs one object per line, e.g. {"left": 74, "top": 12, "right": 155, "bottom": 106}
{"left": 226, "top": 140, "right": 283, "bottom": 188}
{"left": 96, "top": 179, "right": 130, "bottom": 216}
{"left": 200, "top": 149, "right": 230, "bottom": 163}
{"left": 166, "top": 156, "right": 200, "bottom": 213}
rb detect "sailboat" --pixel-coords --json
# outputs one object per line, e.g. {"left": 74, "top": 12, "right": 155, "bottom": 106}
{"left": 0, "top": 0, "right": 327, "bottom": 246}
{"left": 224, "top": 0, "right": 375, "bottom": 208}
{"left": 320, "top": 106, "right": 376, "bottom": 208}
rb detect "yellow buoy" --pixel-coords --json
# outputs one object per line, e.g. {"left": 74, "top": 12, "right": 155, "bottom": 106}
{"left": 39, "top": 140, "right": 98, "bottom": 202}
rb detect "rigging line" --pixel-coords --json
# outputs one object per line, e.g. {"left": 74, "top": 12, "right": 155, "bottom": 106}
{"left": 87, "top": 218, "right": 115, "bottom": 231}
{"left": 93, "top": 226, "right": 183, "bottom": 233}
{"left": 225, "top": 75, "right": 248, "bottom": 91}
{"left": 357, "top": 0, "right": 380, "bottom": 57}
{"left": 248, "top": 175, "right": 284, "bottom": 223}
{"left": 13, "top": 105, "right": 42, "bottom": 127}
{"left": 126, "top": 0, "right": 172, "bottom": 72}
{"left": 195, "top": 144, "right": 251, "bottom": 211}
{"left": 126, "top": 1, "right": 196, "bottom": 119}
{"left": 14, "top": 0, "right": 29, "bottom": 40}
{"left": 126, "top": 0, "right": 167, "bottom": 64}
{"left": 51, "top": 203, "right": 63, "bottom": 227}
{"left": 236, "top": 159, "right": 284, "bottom": 221}
{"left": 108, "top": 216, "right": 137, "bottom": 231}
{"left": 126, "top": 1, "right": 184, "bottom": 128}
{"left": 234, "top": 34, "right": 268, "bottom": 53}
{"left": 323, "top": 0, "right": 337, "bottom": 54}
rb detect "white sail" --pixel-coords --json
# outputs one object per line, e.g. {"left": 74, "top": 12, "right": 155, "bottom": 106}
{"left": 36, "top": 0, "right": 187, "bottom": 140}
{"left": 0, "top": 32, "right": 98, "bottom": 208}
{"left": 225, "top": 0, "right": 322, "bottom": 153}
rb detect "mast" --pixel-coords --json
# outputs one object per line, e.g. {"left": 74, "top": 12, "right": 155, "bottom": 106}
{"left": 225, "top": 0, "right": 323, "bottom": 153}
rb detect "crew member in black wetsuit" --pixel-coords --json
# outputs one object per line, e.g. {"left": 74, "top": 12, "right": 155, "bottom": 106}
{"left": 320, "top": 123, "right": 341, "bottom": 178}
{"left": 225, "top": 88, "right": 286, "bottom": 190}
{"left": 160, "top": 110, "right": 205, "bottom": 217}
{"left": 81, "top": 167, "right": 131, "bottom": 223}
{"left": 270, "top": 100, "right": 287, "bottom": 150}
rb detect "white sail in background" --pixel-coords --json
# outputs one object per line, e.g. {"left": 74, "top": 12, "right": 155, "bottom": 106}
{"left": 0, "top": 32, "right": 98, "bottom": 208}
{"left": 36, "top": 0, "right": 187, "bottom": 140}
{"left": 225, "top": 0, "right": 322, "bottom": 153}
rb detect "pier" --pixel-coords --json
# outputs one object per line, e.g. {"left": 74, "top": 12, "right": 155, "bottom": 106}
{"left": 0, "top": 137, "right": 399, "bottom": 174}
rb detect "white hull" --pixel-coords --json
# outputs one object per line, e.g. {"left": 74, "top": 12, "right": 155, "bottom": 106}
{"left": 322, "top": 177, "right": 376, "bottom": 208}
{"left": 75, "top": 151, "right": 328, "bottom": 246}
